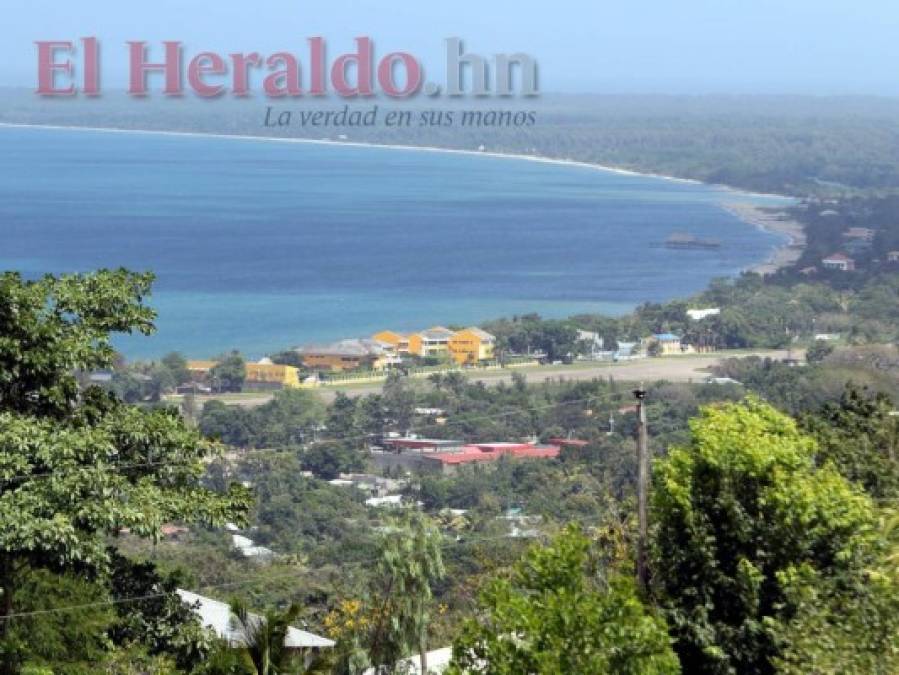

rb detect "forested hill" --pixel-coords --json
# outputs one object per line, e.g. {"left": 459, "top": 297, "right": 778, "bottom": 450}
{"left": 5, "top": 89, "right": 899, "bottom": 196}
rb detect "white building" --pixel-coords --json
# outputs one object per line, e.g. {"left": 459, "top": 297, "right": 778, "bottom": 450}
{"left": 362, "top": 646, "right": 453, "bottom": 675}
{"left": 687, "top": 308, "right": 721, "bottom": 321}
{"left": 177, "top": 590, "right": 334, "bottom": 667}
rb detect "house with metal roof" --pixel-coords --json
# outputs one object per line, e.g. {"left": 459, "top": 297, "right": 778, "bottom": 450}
{"left": 177, "top": 590, "right": 334, "bottom": 667}
{"left": 408, "top": 326, "right": 456, "bottom": 358}
{"left": 821, "top": 252, "right": 856, "bottom": 271}
{"left": 448, "top": 327, "right": 496, "bottom": 365}
{"left": 648, "top": 333, "right": 684, "bottom": 355}
{"left": 296, "top": 338, "right": 398, "bottom": 371}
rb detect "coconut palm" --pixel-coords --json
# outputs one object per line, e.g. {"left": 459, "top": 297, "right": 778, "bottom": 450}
{"left": 229, "top": 600, "right": 302, "bottom": 675}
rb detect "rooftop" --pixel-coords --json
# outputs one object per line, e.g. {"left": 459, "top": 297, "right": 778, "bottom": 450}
{"left": 177, "top": 590, "right": 335, "bottom": 649}
{"left": 419, "top": 326, "right": 456, "bottom": 340}
{"left": 425, "top": 443, "right": 560, "bottom": 465}
{"left": 296, "top": 338, "right": 388, "bottom": 357}
{"left": 456, "top": 327, "right": 496, "bottom": 341}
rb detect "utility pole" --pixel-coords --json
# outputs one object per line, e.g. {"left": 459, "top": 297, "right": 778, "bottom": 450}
{"left": 634, "top": 385, "right": 650, "bottom": 589}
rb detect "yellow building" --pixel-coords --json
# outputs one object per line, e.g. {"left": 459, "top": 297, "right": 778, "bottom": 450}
{"left": 448, "top": 327, "right": 496, "bottom": 365}
{"left": 647, "top": 333, "right": 685, "bottom": 356}
{"left": 245, "top": 360, "right": 300, "bottom": 389}
{"left": 408, "top": 326, "right": 455, "bottom": 358}
{"left": 373, "top": 330, "right": 410, "bottom": 354}
{"left": 187, "top": 360, "right": 219, "bottom": 380}
{"left": 297, "top": 339, "right": 396, "bottom": 372}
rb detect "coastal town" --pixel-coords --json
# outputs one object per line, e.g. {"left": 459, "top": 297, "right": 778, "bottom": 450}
{"left": 172, "top": 324, "right": 713, "bottom": 395}
{"left": 7, "top": 0, "right": 899, "bottom": 668}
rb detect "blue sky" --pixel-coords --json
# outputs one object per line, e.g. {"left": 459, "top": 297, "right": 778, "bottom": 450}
{"left": 3, "top": 0, "right": 898, "bottom": 95}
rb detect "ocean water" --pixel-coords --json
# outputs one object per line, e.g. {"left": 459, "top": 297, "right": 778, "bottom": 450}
{"left": 0, "top": 126, "right": 788, "bottom": 359}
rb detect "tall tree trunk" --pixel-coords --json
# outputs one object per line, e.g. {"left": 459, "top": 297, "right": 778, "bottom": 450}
{"left": 418, "top": 607, "right": 428, "bottom": 674}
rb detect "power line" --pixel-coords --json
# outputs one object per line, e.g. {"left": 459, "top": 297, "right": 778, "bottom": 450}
{"left": 0, "top": 390, "right": 639, "bottom": 620}
{"left": 0, "top": 530, "right": 534, "bottom": 621}
{"left": 0, "top": 391, "right": 628, "bottom": 486}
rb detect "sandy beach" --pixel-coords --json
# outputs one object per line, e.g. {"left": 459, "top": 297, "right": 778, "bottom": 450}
{"left": 724, "top": 202, "right": 806, "bottom": 275}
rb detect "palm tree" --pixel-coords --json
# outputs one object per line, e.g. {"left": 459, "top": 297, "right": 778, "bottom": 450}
{"left": 367, "top": 513, "right": 445, "bottom": 674}
{"left": 229, "top": 599, "right": 302, "bottom": 675}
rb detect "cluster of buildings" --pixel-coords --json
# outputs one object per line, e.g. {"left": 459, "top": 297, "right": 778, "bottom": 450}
{"left": 184, "top": 326, "right": 499, "bottom": 391}
{"left": 294, "top": 326, "right": 497, "bottom": 372}
{"left": 802, "top": 225, "right": 899, "bottom": 274}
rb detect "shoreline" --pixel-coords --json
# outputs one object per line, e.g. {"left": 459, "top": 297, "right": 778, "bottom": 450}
{"left": 0, "top": 120, "right": 801, "bottom": 274}
{"left": 0, "top": 121, "right": 795, "bottom": 200}
{"left": 724, "top": 202, "right": 806, "bottom": 275}
{"left": 0, "top": 120, "right": 804, "bottom": 316}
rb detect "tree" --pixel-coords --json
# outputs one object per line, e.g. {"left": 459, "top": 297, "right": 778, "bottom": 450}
{"left": 0, "top": 569, "right": 115, "bottom": 673}
{"left": 251, "top": 389, "right": 326, "bottom": 448}
{"left": 0, "top": 270, "right": 251, "bottom": 671}
{"left": 228, "top": 599, "right": 302, "bottom": 675}
{"left": 211, "top": 351, "right": 246, "bottom": 393}
{"left": 381, "top": 373, "right": 416, "bottom": 434}
{"left": 107, "top": 552, "right": 212, "bottom": 671}
{"left": 367, "top": 513, "right": 445, "bottom": 674}
{"left": 448, "top": 525, "right": 679, "bottom": 675}
{"left": 199, "top": 400, "right": 255, "bottom": 447}
{"left": 806, "top": 339, "right": 835, "bottom": 364}
{"left": 301, "top": 442, "right": 364, "bottom": 480}
{"left": 327, "top": 392, "right": 358, "bottom": 440}
{"left": 651, "top": 398, "right": 880, "bottom": 674}
{"left": 803, "top": 385, "right": 899, "bottom": 499}
{"left": 161, "top": 351, "right": 192, "bottom": 386}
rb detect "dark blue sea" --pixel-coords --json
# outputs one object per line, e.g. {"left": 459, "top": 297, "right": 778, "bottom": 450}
{"left": 0, "top": 125, "right": 788, "bottom": 359}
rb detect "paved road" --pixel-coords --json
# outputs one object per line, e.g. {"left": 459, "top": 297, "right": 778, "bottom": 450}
{"left": 183, "top": 349, "right": 794, "bottom": 407}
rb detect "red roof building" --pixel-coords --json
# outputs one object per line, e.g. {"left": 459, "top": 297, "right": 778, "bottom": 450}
{"left": 548, "top": 438, "right": 590, "bottom": 448}
{"left": 382, "top": 438, "right": 462, "bottom": 452}
{"left": 422, "top": 443, "right": 560, "bottom": 473}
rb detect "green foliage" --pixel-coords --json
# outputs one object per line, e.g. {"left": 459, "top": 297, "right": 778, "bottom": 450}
{"left": 301, "top": 442, "right": 365, "bottom": 480}
{"left": 713, "top": 355, "right": 898, "bottom": 415}
{"left": 448, "top": 526, "right": 679, "bottom": 675}
{"left": 228, "top": 600, "right": 302, "bottom": 675}
{"left": 107, "top": 552, "right": 212, "bottom": 671}
{"left": 1, "top": 569, "right": 114, "bottom": 673}
{"left": 481, "top": 314, "right": 578, "bottom": 361}
{"left": 0, "top": 269, "right": 155, "bottom": 417}
{"left": 160, "top": 352, "right": 192, "bottom": 386}
{"left": 237, "top": 453, "right": 375, "bottom": 563}
{"left": 366, "top": 513, "right": 446, "bottom": 673}
{"left": 774, "top": 560, "right": 899, "bottom": 674}
{"left": 803, "top": 385, "right": 899, "bottom": 499}
{"left": 199, "top": 389, "right": 326, "bottom": 449}
{"left": 0, "top": 270, "right": 251, "bottom": 671}
{"left": 651, "top": 398, "right": 879, "bottom": 674}
{"left": 210, "top": 351, "right": 246, "bottom": 393}
{"left": 805, "top": 339, "right": 835, "bottom": 364}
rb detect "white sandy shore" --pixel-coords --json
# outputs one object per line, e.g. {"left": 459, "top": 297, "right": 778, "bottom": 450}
{"left": 724, "top": 202, "right": 806, "bottom": 275}
{"left": 0, "top": 121, "right": 792, "bottom": 195}
{"left": 0, "top": 120, "right": 802, "bottom": 270}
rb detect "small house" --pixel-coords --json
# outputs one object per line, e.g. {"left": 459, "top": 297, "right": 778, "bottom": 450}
{"left": 821, "top": 253, "right": 856, "bottom": 272}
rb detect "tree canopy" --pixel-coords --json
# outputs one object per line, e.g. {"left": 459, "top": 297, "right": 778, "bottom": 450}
{"left": 651, "top": 398, "right": 881, "bottom": 674}
{"left": 0, "top": 270, "right": 251, "bottom": 670}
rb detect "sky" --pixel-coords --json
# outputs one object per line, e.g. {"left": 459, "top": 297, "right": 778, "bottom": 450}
{"left": 2, "top": 0, "right": 898, "bottom": 95}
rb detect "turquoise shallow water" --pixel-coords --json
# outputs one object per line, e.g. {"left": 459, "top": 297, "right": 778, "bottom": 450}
{"left": 0, "top": 126, "right": 788, "bottom": 359}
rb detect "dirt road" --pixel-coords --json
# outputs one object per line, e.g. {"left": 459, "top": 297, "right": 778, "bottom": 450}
{"left": 178, "top": 349, "right": 794, "bottom": 408}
